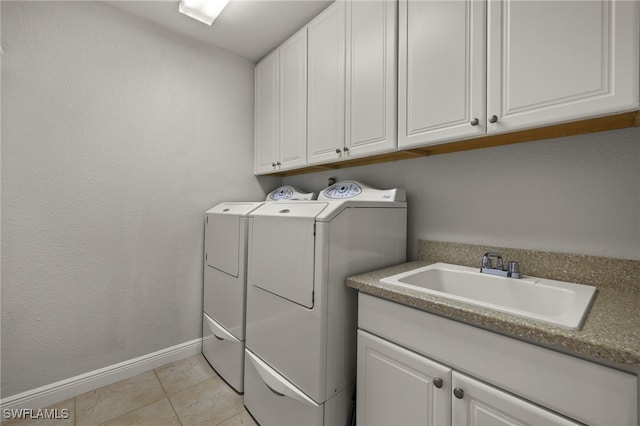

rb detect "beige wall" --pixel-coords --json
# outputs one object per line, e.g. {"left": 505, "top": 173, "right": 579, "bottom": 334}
{"left": 1, "top": 1, "right": 277, "bottom": 396}
{"left": 284, "top": 127, "right": 640, "bottom": 262}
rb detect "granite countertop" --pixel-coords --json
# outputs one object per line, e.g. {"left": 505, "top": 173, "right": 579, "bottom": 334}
{"left": 347, "top": 261, "right": 640, "bottom": 373}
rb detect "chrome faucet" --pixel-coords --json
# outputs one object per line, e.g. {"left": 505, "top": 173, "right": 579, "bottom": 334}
{"left": 480, "top": 252, "right": 520, "bottom": 279}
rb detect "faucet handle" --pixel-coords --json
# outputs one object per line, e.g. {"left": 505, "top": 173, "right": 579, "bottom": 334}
{"left": 508, "top": 261, "right": 520, "bottom": 278}
{"left": 482, "top": 252, "right": 504, "bottom": 270}
{"left": 481, "top": 253, "right": 493, "bottom": 269}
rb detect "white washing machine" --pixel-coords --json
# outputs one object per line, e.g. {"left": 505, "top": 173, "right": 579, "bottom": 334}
{"left": 243, "top": 181, "right": 407, "bottom": 425}
{"left": 202, "top": 186, "right": 314, "bottom": 393}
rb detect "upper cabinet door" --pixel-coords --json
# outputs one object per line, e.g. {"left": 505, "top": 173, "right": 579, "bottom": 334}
{"left": 254, "top": 51, "right": 279, "bottom": 175}
{"left": 279, "top": 28, "right": 308, "bottom": 171}
{"left": 486, "top": 0, "right": 640, "bottom": 134}
{"left": 345, "top": 0, "right": 398, "bottom": 157}
{"left": 307, "top": 0, "right": 346, "bottom": 165}
{"left": 398, "top": 0, "right": 487, "bottom": 149}
{"left": 254, "top": 28, "right": 308, "bottom": 175}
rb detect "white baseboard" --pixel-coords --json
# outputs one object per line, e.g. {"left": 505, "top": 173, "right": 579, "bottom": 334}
{"left": 0, "top": 338, "right": 203, "bottom": 411}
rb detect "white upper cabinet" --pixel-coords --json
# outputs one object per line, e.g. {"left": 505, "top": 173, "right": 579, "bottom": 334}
{"left": 307, "top": 0, "right": 346, "bottom": 165}
{"left": 279, "top": 29, "right": 308, "bottom": 169}
{"left": 487, "top": 0, "right": 640, "bottom": 134}
{"left": 254, "top": 28, "right": 307, "bottom": 175}
{"left": 254, "top": 51, "right": 279, "bottom": 174}
{"left": 399, "top": 0, "right": 640, "bottom": 149}
{"left": 308, "top": 0, "right": 398, "bottom": 165}
{"left": 399, "top": 0, "right": 487, "bottom": 148}
{"left": 344, "top": 0, "right": 398, "bottom": 159}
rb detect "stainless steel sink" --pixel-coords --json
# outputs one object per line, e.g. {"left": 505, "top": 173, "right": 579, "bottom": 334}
{"left": 380, "top": 263, "right": 597, "bottom": 330}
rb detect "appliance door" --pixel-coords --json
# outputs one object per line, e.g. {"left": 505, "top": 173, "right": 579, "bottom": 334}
{"left": 206, "top": 203, "right": 258, "bottom": 277}
{"left": 202, "top": 313, "right": 244, "bottom": 393}
{"left": 244, "top": 349, "right": 324, "bottom": 426}
{"left": 248, "top": 203, "right": 327, "bottom": 309}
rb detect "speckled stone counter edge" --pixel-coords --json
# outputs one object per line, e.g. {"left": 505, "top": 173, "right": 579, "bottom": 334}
{"left": 419, "top": 240, "right": 639, "bottom": 293}
{"left": 347, "top": 242, "right": 640, "bottom": 372}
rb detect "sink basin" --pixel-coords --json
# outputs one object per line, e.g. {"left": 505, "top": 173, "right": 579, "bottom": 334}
{"left": 380, "top": 263, "right": 597, "bottom": 330}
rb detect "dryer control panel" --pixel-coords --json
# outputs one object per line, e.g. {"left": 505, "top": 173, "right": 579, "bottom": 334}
{"left": 266, "top": 186, "right": 315, "bottom": 201}
{"left": 319, "top": 181, "right": 406, "bottom": 202}
{"left": 323, "top": 181, "right": 362, "bottom": 199}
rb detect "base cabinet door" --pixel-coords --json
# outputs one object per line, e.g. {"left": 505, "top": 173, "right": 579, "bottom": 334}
{"left": 357, "top": 330, "right": 452, "bottom": 426}
{"left": 451, "top": 372, "right": 581, "bottom": 426}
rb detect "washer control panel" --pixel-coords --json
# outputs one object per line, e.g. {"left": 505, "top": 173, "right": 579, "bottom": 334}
{"left": 319, "top": 180, "right": 406, "bottom": 202}
{"left": 323, "top": 181, "right": 362, "bottom": 199}
{"left": 267, "top": 186, "right": 315, "bottom": 201}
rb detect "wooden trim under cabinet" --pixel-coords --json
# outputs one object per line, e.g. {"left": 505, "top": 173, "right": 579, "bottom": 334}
{"left": 267, "top": 111, "right": 640, "bottom": 177}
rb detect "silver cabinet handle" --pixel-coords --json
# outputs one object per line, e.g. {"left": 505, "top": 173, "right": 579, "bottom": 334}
{"left": 453, "top": 388, "right": 464, "bottom": 399}
{"left": 470, "top": 118, "right": 479, "bottom": 126}
{"left": 433, "top": 378, "right": 443, "bottom": 389}
{"left": 488, "top": 115, "right": 498, "bottom": 123}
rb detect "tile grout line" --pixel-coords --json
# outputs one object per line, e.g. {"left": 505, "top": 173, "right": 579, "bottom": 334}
{"left": 153, "top": 369, "right": 183, "bottom": 426}
{"left": 86, "top": 371, "right": 167, "bottom": 426}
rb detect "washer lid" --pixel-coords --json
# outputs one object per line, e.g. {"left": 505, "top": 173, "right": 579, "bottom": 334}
{"left": 206, "top": 202, "right": 263, "bottom": 217}
{"left": 205, "top": 202, "right": 262, "bottom": 277}
{"left": 249, "top": 202, "right": 328, "bottom": 219}
{"left": 248, "top": 203, "right": 328, "bottom": 309}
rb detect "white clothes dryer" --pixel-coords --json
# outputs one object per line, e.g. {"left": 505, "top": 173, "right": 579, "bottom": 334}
{"left": 202, "top": 186, "right": 314, "bottom": 393}
{"left": 243, "top": 181, "right": 407, "bottom": 425}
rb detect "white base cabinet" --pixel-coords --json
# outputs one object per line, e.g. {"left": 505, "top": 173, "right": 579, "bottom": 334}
{"left": 357, "top": 330, "right": 580, "bottom": 426}
{"left": 357, "top": 293, "right": 638, "bottom": 426}
{"left": 451, "top": 371, "right": 579, "bottom": 426}
{"left": 357, "top": 330, "right": 452, "bottom": 426}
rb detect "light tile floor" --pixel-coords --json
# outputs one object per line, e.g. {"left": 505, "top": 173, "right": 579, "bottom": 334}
{"left": 2, "top": 355, "right": 258, "bottom": 426}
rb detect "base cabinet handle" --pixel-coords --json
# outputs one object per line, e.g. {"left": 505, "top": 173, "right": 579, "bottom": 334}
{"left": 453, "top": 388, "right": 464, "bottom": 399}
{"left": 433, "top": 378, "right": 443, "bottom": 389}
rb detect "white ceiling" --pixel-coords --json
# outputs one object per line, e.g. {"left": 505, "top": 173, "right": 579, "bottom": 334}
{"left": 105, "top": 0, "right": 333, "bottom": 63}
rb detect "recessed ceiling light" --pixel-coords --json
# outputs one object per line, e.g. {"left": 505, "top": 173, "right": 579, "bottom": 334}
{"left": 178, "top": 0, "right": 231, "bottom": 26}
